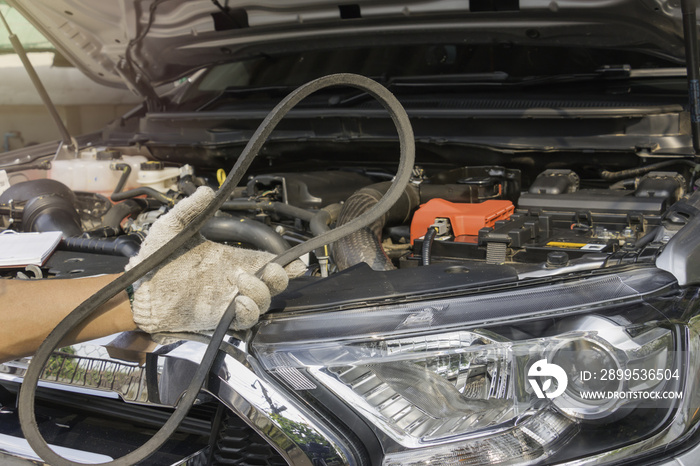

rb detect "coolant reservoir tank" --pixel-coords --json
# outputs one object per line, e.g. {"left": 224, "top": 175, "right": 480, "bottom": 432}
{"left": 49, "top": 149, "right": 146, "bottom": 194}
{"left": 410, "top": 198, "right": 514, "bottom": 244}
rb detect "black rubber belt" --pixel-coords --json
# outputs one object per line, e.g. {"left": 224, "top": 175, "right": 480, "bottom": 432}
{"left": 18, "top": 73, "right": 416, "bottom": 466}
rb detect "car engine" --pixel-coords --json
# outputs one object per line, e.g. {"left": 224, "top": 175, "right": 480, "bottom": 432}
{"left": 1, "top": 146, "right": 694, "bottom": 283}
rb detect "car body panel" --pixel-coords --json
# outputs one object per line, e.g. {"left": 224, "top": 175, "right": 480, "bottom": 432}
{"left": 5, "top": 0, "right": 690, "bottom": 89}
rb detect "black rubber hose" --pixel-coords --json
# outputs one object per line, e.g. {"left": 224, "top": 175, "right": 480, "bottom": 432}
{"left": 111, "top": 163, "right": 131, "bottom": 196}
{"left": 178, "top": 175, "right": 198, "bottom": 196}
{"left": 309, "top": 203, "right": 342, "bottom": 236}
{"left": 421, "top": 226, "right": 438, "bottom": 266}
{"left": 0, "top": 160, "right": 51, "bottom": 173}
{"left": 333, "top": 182, "right": 420, "bottom": 271}
{"left": 19, "top": 73, "right": 415, "bottom": 466}
{"left": 111, "top": 186, "right": 174, "bottom": 205}
{"left": 102, "top": 200, "right": 146, "bottom": 230}
{"left": 61, "top": 235, "right": 142, "bottom": 258}
{"left": 201, "top": 216, "right": 290, "bottom": 255}
{"left": 600, "top": 160, "right": 697, "bottom": 180}
{"left": 221, "top": 199, "right": 315, "bottom": 222}
{"left": 631, "top": 225, "right": 662, "bottom": 250}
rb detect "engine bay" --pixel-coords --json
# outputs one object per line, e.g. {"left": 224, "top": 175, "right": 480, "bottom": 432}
{"left": 0, "top": 144, "right": 695, "bottom": 286}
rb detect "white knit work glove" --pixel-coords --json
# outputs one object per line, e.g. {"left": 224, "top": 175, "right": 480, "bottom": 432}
{"left": 125, "top": 187, "right": 306, "bottom": 333}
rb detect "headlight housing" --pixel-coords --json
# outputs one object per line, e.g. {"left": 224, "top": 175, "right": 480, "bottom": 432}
{"left": 252, "top": 267, "right": 700, "bottom": 465}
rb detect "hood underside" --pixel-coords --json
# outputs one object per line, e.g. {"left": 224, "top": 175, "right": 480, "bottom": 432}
{"left": 5, "top": 0, "right": 691, "bottom": 91}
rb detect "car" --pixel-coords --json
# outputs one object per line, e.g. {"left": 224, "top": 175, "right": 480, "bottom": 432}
{"left": 1, "top": 0, "right": 700, "bottom": 465}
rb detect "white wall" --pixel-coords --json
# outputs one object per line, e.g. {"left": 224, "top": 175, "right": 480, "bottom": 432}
{"left": 0, "top": 53, "right": 142, "bottom": 151}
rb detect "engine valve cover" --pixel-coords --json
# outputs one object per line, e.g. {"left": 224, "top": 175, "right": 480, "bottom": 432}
{"left": 410, "top": 198, "right": 514, "bottom": 243}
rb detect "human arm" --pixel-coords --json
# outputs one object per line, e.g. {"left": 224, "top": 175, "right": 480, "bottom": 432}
{"left": 0, "top": 274, "right": 136, "bottom": 363}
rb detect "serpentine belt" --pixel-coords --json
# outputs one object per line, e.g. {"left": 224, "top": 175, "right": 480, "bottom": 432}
{"left": 18, "top": 73, "right": 416, "bottom": 466}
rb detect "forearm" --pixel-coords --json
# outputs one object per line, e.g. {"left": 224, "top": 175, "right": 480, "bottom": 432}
{"left": 0, "top": 274, "right": 137, "bottom": 363}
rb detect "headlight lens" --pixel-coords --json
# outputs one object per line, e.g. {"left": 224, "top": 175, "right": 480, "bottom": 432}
{"left": 307, "top": 329, "right": 586, "bottom": 465}
{"left": 382, "top": 410, "right": 575, "bottom": 466}
{"left": 254, "top": 269, "right": 695, "bottom": 465}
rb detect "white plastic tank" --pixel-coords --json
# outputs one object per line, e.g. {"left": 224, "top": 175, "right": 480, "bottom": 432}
{"left": 49, "top": 148, "right": 147, "bottom": 195}
{"left": 137, "top": 161, "right": 182, "bottom": 193}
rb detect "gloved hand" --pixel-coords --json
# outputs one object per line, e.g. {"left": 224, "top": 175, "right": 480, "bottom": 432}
{"left": 125, "top": 187, "right": 306, "bottom": 333}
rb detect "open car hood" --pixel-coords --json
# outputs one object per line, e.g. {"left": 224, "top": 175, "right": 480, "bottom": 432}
{"left": 5, "top": 0, "right": 693, "bottom": 92}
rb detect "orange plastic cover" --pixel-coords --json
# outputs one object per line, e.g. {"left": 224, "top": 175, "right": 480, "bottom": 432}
{"left": 410, "top": 198, "right": 514, "bottom": 244}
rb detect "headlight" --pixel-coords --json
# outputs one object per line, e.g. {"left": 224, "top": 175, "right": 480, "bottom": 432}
{"left": 253, "top": 268, "right": 699, "bottom": 465}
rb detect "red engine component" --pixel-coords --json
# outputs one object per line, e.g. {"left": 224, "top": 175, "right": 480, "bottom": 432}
{"left": 410, "top": 198, "right": 514, "bottom": 243}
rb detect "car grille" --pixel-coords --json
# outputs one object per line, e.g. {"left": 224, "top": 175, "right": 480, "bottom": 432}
{"left": 0, "top": 380, "right": 290, "bottom": 465}
{"left": 211, "top": 411, "right": 287, "bottom": 466}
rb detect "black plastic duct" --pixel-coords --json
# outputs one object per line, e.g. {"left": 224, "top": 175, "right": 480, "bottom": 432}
{"left": 61, "top": 235, "right": 142, "bottom": 258}
{"left": 201, "top": 216, "right": 290, "bottom": 255}
{"left": 0, "top": 179, "right": 81, "bottom": 237}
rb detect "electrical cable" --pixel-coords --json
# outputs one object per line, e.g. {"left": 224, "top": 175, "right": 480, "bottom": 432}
{"left": 125, "top": 0, "right": 168, "bottom": 83}
{"left": 120, "top": 0, "right": 168, "bottom": 111}
{"left": 18, "top": 73, "right": 415, "bottom": 466}
{"left": 600, "top": 160, "right": 698, "bottom": 180}
{"left": 421, "top": 226, "right": 438, "bottom": 266}
{"left": 211, "top": 0, "right": 247, "bottom": 28}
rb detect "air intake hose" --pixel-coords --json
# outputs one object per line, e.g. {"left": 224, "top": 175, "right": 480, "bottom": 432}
{"left": 0, "top": 179, "right": 81, "bottom": 237}
{"left": 333, "top": 182, "right": 419, "bottom": 270}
